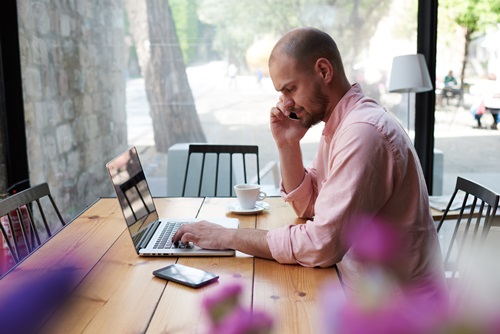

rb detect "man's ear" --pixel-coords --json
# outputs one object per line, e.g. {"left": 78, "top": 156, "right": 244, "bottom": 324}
{"left": 315, "top": 58, "right": 333, "bottom": 83}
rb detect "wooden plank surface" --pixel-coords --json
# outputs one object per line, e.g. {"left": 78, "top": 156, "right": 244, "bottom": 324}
{"left": 0, "top": 198, "right": 132, "bottom": 334}
{"left": 253, "top": 261, "right": 339, "bottom": 333}
{"left": 253, "top": 197, "right": 342, "bottom": 334}
{"left": 42, "top": 197, "right": 204, "bottom": 333}
{"left": 147, "top": 197, "right": 255, "bottom": 333}
{"left": 44, "top": 231, "right": 177, "bottom": 333}
{"left": 0, "top": 198, "right": 125, "bottom": 292}
{"left": 12, "top": 196, "right": 344, "bottom": 334}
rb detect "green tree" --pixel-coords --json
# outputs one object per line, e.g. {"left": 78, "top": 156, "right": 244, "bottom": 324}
{"left": 441, "top": 0, "right": 500, "bottom": 89}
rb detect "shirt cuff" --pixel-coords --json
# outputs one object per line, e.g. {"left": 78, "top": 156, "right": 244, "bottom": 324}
{"left": 266, "top": 225, "right": 297, "bottom": 264}
{"left": 279, "top": 169, "right": 314, "bottom": 202}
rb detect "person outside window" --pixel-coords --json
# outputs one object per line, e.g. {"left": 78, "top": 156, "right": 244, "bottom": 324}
{"left": 441, "top": 70, "right": 462, "bottom": 106}
{"left": 444, "top": 70, "right": 457, "bottom": 86}
{"left": 470, "top": 99, "right": 486, "bottom": 128}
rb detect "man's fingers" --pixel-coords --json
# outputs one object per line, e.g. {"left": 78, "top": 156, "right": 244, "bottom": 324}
{"left": 180, "top": 232, "right": 197, "bottom": 245}
{"left": 172, "top": 221, "right": 226, "bottom": 250}
{"left": 271, "top": 107, "right": 288, "bottom": 120}
{"left": 172, "top": 229, "right": 197, "bottom": 246}
{"left": 172, "top": 225, "right": 189, "bottom": 244}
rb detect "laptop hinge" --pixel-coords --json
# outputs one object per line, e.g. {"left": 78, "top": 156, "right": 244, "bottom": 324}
{"left": 137, "top": 220, "right": 160, "bottom": 251}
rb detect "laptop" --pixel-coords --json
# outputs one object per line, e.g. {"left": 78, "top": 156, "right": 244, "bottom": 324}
{"left": 106, "top": 146, "right": 237, "bottom": 256}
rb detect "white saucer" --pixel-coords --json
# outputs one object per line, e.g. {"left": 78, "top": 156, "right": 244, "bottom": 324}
{"left": 226, "top": 201, "right": 270, "bottom": 214}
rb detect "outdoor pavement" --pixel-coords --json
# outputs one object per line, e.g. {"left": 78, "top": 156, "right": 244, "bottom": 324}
{"left": 126, "top": 61, "right": 500, "bottom": 198}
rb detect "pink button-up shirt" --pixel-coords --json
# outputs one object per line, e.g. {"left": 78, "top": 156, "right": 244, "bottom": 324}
{"left": 267, "top": 84, "right": 445, "bottom": 295}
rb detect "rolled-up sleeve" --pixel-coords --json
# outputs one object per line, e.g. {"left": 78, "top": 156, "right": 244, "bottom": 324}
{"left": 266, "top": 225, "right": 295, "bottom": 264}
{"left": 266, "top": 221, "right": 344, "bottom": 267}
{"left": 279, "top": 167, "right": 317, "bottom": 219}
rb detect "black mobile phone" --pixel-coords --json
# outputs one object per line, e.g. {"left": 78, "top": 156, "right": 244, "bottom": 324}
{"left": 152, "top": 264, "right": 219, "bottom": 288}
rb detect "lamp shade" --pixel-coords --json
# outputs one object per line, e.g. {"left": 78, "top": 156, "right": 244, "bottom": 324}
{"left": 388, "top": 54, "right": 433, "bottom": 93}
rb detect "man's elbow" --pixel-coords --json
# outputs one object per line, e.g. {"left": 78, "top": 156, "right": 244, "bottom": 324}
{"left": 295, "top": 250, "right": 344, "bottom": 268}
{"left": 292, "top": 206, "right": 314, "bottom": 219}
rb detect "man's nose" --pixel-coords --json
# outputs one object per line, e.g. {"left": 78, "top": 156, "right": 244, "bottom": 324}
{"left": 282, "top": 95, "right": 294, "bottom": 109}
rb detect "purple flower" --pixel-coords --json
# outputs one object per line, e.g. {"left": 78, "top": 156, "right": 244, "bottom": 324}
{"left": 0, "top": 266, "right": 79, "bottom": 334}
{"left": 202, "top": 283, "right": 273, "bottom": 334}
{"left": 216, "top": 308, "right": 273, "bottom": 334}
{"left": 320, "top": 280, "right": 449, "bottom": 334}
{"left": 347, "top": 216, "right": 402, "bottom": 265}
{"left": 322, "top": 215, "right": 500, "bottom": 334}
{"left": 203, "top": 283, "right": 243, "bottom": 325}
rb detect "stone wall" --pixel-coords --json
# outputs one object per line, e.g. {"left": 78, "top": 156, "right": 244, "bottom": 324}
{"left": 17, "top": 1, "right": 128, "bottom": 219}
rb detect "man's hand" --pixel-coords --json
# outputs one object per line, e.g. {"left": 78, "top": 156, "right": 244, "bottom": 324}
{"left": 172, "top": 221, "right": 274, "bottom": 259}
{"left": 173, "top": 221, "right": 231, "bottom": 250}
{"left": 270, "top": 96, "right": 307, "bottom": 193}
{"left": 270, "top": 97, "right": 308, "bottom": 148}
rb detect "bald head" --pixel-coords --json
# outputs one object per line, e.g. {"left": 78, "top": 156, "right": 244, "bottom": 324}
{"left": 269, "top": 27, "right": 345, "bottom": 75}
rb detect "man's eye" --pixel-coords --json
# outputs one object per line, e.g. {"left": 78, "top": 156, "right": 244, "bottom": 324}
{"left": 287, "top": 87, "right": 295, "bottom": 93}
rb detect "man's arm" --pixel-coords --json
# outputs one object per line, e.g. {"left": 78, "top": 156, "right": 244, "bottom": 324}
{"left": 277, "top": 142, "right": 305, "bottom": 193}
{"left": 172, "top": 221, "right": 273, "bottom": 259}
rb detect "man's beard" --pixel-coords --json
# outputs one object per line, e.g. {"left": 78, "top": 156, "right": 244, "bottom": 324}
{"left": 299, "top": 88, "right": 330, "bottom": 128}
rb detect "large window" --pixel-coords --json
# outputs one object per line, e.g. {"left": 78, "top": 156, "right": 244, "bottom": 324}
{"left": 11, "top": 0, "right": 424, "bottom": 218}
{"left": 124, "top": 0, "right": 419, "bottom": 197}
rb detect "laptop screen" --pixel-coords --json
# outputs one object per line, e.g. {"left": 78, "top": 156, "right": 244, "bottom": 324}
{"left": 106, "top": 147, "right": 158, "bottom": 242}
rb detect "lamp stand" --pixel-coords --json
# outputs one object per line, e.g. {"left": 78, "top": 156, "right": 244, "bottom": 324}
{"left": 407, "top": 92, "right": 411, "bottom": 132}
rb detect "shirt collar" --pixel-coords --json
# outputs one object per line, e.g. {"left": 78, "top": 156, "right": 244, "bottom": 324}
{"left": 322, "top": 83, "right": 364, "bottom": 139}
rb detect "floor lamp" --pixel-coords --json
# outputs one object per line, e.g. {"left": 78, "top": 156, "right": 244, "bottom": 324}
{"left": 388, "top": 54, "right": 433, "bottom": 133}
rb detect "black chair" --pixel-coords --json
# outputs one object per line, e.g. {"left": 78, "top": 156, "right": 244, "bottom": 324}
{"left": 436, "top": 177, "right": 499, "bottom": 282}
{"left": 0, "top": 183, "right": 65, "bottom": 267}
{"left": 181, "top": 144, "right": 260, "bottom": 197}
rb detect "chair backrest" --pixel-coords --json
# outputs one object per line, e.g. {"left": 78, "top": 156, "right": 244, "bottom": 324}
{"left": 436, "top": 176, "right": 500, "bottom": 281}
{"left": 0, "top": 183, "right": 65, "bottom": 270}
{"left": 181, "top": 144, "right": 260, "bottom": 197}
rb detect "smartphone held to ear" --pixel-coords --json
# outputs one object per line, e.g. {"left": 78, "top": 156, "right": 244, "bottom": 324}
{"left": 153, "top": 263, "right": 219, "bottom": 288}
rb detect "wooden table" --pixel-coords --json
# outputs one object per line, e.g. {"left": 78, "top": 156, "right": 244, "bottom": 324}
{"left": 431, "top": 207, "right": 448, "bottom": 221}
{"left": 0, "top": 197, "right": 341, "bottom": 333}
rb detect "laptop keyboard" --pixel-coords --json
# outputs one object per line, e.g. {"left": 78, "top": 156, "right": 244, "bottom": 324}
{"left": 153, "top": 222, "right": 186, "bottom": 249}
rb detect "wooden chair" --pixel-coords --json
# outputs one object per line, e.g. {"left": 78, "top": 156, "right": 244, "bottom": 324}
{"left": 0, "top": 183, "right": 65, "bottom": 269}
{"left": 181, "top": 144, "right": 260, "bottom": 197}
{"left": 436, "top": 177, "right": 499, "bottom": 283}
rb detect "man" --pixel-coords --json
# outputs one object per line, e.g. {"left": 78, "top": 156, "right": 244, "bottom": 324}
{"left": 174, "top": 27, "right": 445, "bottom": 297}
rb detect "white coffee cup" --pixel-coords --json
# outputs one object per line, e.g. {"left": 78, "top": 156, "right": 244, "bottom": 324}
{"left": 234, "top": 184, "right": 267, "bottom": 210}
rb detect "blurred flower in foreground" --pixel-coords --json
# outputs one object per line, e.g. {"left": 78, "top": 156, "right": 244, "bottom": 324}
{"left": 320, "top": 280, "right": 449, "bottom": 334}
{"left": 0, "top": 266, "right": 78, "bottom": 334}
{"left": 203, "top": 283, "right": 273, "bottom": 334}
{"left": 321, "top": 216, "right": 500, "bottom": 334}
{"left": 347, "top": 216, "right": 403, "bottom": 266}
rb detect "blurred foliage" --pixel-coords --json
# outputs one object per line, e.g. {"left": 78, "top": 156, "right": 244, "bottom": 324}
{"left": 389, "top": 0, "right": 417, "bottom": 40}
{"left": 441, "top": 0, "right": 500, "bottom": 34}
{"left": 169, "top": 0, "right": 200, "bottom": 65}
{"left": 194, "top": 0, "right": 393, "bottom": 76}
